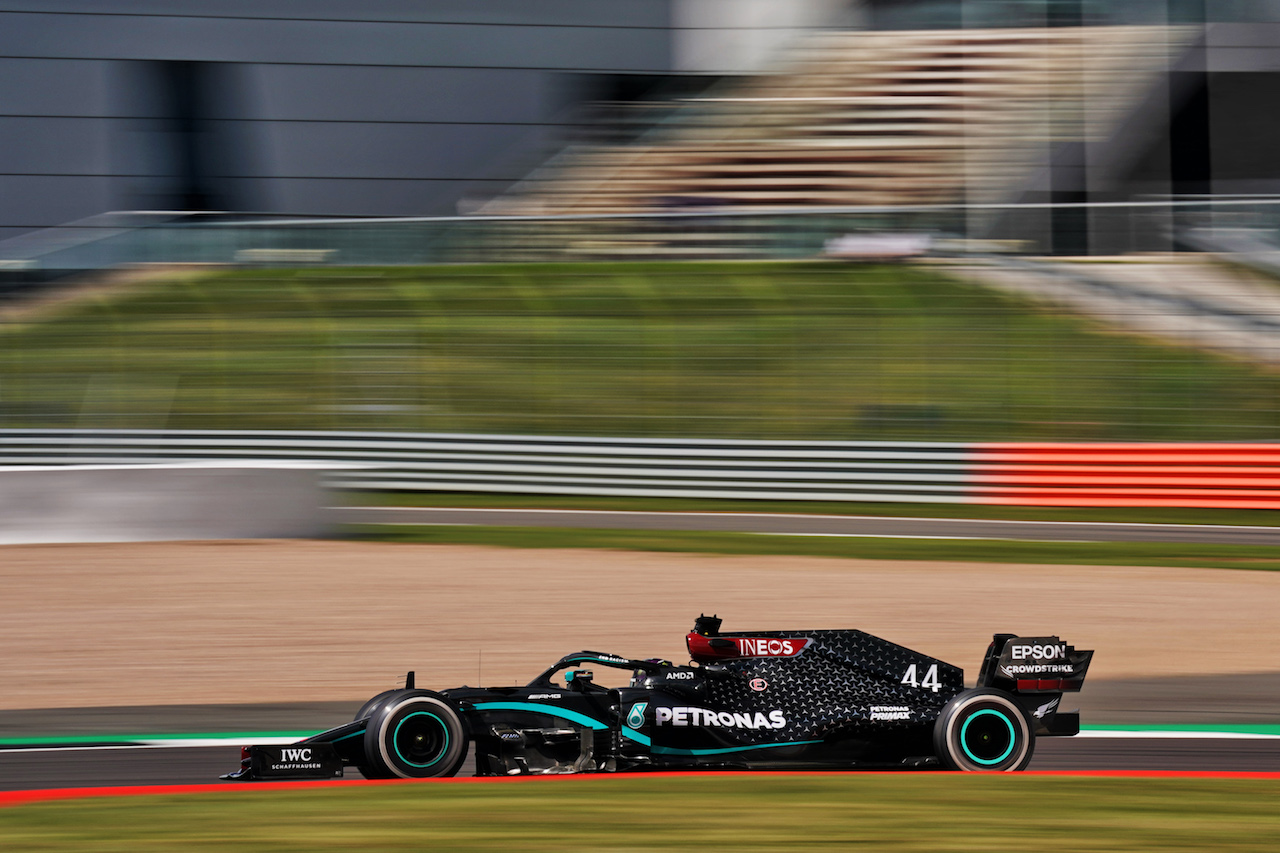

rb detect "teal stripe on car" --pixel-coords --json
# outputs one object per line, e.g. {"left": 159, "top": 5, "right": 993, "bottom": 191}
{"left": 652, "top": 739, "right": 823, "bottom": 757}
{"left": 469, "top": 703, "right": 607, "bottom": 730}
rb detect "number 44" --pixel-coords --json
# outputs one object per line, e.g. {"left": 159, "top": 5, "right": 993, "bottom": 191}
{"left": 901, "top": 663, "right": 941, "bottom": 693}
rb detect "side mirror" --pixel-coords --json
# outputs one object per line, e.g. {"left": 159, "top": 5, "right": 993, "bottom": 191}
{"left": 565, "top": 669, "right": 594, "bottom": 691}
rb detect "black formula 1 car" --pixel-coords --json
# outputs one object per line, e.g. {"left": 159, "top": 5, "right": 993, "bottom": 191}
{"left": 222, "top": 615, "right": 1092, "bottom": 780}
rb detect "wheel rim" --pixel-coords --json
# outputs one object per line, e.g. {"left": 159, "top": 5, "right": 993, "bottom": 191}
{"left": 392, "top": 711, "right": 450, "bottom": 769}
{"left": 959, "top": 709, "right": 1016, "bottom": 766}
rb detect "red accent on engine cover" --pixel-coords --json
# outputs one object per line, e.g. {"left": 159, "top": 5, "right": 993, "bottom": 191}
{"left": 686, "top": 632, "right": 813, "bottom": 662}
{"left": 1017, "top": 678, "right": 1085, "bottom": 692}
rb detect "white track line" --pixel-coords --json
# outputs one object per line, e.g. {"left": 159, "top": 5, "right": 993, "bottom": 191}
{"left": 0, "top": 737, "right": 300, "bottom": 753}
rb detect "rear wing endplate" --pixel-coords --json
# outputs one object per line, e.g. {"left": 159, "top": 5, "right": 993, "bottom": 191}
{"left": 976, "top": 634, "right": 1093, "bottom": 693}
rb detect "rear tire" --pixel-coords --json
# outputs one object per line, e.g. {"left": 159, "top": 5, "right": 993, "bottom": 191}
{"left": 933, "top": 689, "right": 1034, "bottom": 772}
{"left": 362, "top": 690, "right": 468, "bottom": 779}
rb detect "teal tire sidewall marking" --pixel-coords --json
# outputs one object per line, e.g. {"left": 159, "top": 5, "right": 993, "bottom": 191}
{"left": 960, "top": 709, "right": 1016, "bottom": 766}
{"left": 392, "top": 711, "right": 449, "bottom": 769}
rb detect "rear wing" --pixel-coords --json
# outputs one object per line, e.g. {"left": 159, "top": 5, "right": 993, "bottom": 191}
{"left": 976, "top": 634, "right": 1093, "bottom": 738}
{"left": 976, "top": 634, "right": 1093, "bottom": 693}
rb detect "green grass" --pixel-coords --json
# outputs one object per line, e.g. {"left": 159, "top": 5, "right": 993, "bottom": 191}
{"left": 3, "top": 775, "right": 1278, "bottom": 851}
{"left": 343, "top": 491, "right": 1280, "bottom": 527}
{"left": 4, "top": 261, "right": 1280, "bottom": 440}
{"left": 344, "top": 524, "right": 1280, "bottom": 571}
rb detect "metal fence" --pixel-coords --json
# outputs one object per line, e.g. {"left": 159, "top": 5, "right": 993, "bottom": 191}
{"left": 0, "top": 206, "right": 966, "bottom": 275}
{"left": 4, "top": 430, "right": 1280, "bottom": 508}
{"left": 5, "top": 198, "right": 1280, "bottom": 275}
{"left": 0, "top": 430, "right": 975, "bottom": 502}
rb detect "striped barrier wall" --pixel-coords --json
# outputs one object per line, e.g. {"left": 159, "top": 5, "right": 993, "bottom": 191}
{"left": 0, "top": 430, "right": 977, "bottom": 503}
{"left": 975, "top": 443, "right": 1280, "bottom": 509}
{"left": 1, "top": 431, "right": 1279, "bottom": 508}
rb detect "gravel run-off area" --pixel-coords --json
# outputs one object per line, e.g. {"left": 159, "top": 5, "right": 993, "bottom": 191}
{"left": 4, "top": 540, "right": 1280, "bottom": 712}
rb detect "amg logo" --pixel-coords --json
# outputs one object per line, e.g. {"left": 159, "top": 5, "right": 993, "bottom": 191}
{"left": 1010, "top": 644, "right": 1067, "bottom": 661}
{"left": 655, "top": 706, "right": 787, "bottom": 729}
{"left": 735, "top": 638, "right": 808, "bottom": 657}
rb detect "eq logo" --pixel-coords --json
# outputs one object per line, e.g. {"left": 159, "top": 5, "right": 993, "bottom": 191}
{"left": 749, "top": 677, "right": 769, "bottom": 692}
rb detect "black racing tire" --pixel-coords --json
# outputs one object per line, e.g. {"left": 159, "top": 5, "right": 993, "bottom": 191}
{"left": 361, "top": 690, "right": 468, "bottom": 779}
{"left": 354, "top": 689, "right": 402, "bottom": 722}
{"left": 353, "top": 689, "right": 403, "bottom": 779}
{"left": 933, "top": 688, "right": 1035, "bottom": 772}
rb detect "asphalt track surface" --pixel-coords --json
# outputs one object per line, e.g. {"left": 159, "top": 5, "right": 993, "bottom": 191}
{"left": 6, "top": 511, "right": 1279, "bottom": 793}
{"left": 3, "top": 737, "right": 1279, "bottom": 791}
{"left": 6, "top": 672, "right": 1280, "bottom": 792}
{"left": 341, "top": 507, "right": 1280, "bottom": 545}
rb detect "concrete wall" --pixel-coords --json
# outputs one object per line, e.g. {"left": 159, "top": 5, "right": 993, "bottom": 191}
{"left": 0, "top": 464, "right": 330, "bottom": 543}
{"left": 0, "top": 0, "right": 676, "bottom": 237}
{"left": 0, "top": 0, "right": 853, "bottom": 239}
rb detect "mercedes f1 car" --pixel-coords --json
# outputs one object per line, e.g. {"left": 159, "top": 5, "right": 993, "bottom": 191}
{"left": 223, "top": 615, "right": 1092, "bottom": 779}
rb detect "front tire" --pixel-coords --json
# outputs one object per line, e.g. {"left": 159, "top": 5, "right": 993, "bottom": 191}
{"left": 933, "top": 689, "right": 1034, "bottom": 772}
{"left": 354, "top": 689, "right": 401, "bottom": 723}
{"left": 352, "top": 689, "right": 402, "bottom": 779}
{"left": 362, "top": 690, "right": 468, "bottom": 779}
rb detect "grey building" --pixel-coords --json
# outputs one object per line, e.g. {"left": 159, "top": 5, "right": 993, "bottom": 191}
{"left": 0, "top": 0, "right": 849, "bottom": 242}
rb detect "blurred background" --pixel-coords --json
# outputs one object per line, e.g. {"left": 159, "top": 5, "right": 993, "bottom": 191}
{"left": 1, "top": 0, "right": 1279, "bottom": 457}
{"left": 4, "top": 2, "right": 1280, "bottom": 787}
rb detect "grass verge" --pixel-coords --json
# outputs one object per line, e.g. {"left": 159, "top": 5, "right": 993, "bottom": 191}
{"left": 5, "top": 261, "right": 1280, "bottom": 440}
{"left": 343, "top": 491, "right": 1280, "bottom": 527}
{"left": 344, "top": 524, "right": 1280, "bottom": 571}
{"left": 2, "top": 775, "right": 1278, "bottom": 851}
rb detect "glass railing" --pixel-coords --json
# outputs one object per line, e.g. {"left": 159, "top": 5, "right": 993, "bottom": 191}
{"left": 5, "top": 199, "right": 1280, "bottom": 279}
